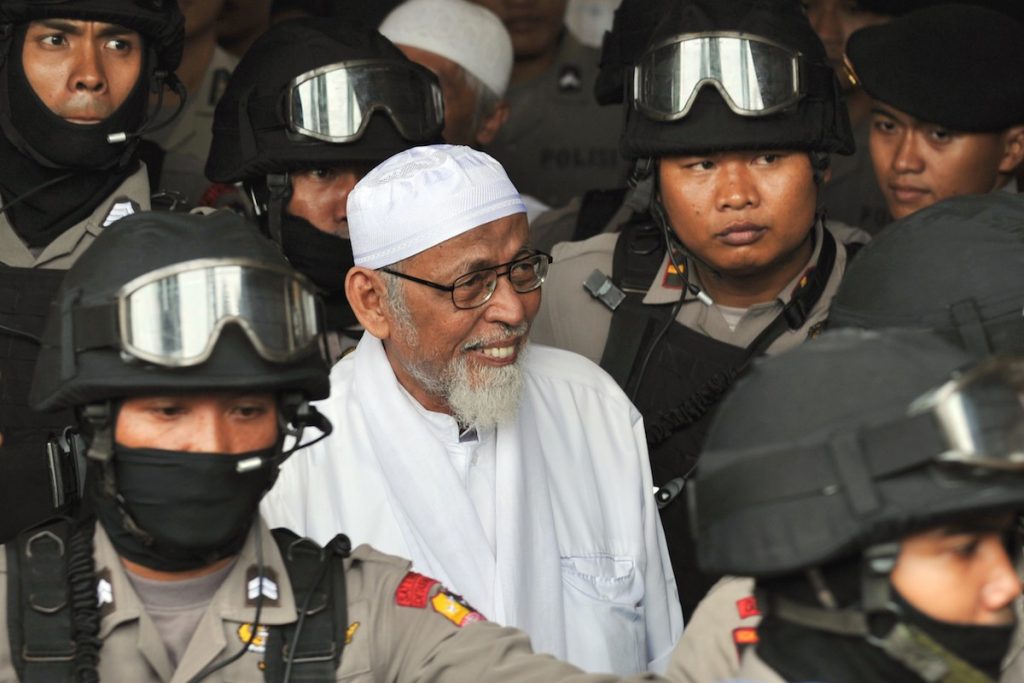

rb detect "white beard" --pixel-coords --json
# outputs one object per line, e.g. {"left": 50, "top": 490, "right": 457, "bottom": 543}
{"left": 397, "top": 325, "right": 528, "bottom": 430}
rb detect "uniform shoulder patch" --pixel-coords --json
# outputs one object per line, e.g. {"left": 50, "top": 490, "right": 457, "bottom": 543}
{"left": 736, "top": 595, "right": 760, "bottom": 619}
{"left": 395, "top": 571, "right": 439, "bottom": 608}
{"left": 431, "top": 590, "right": 486, "bottom": 628}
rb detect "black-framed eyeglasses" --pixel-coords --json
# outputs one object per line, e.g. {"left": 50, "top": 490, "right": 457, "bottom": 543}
{"left": 380, "top": 251, "right": 553, "bottom": 310}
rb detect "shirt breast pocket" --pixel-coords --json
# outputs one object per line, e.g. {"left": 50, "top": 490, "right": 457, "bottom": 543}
{"left": 560, "top": 554, "right": 645, "bottom": 674}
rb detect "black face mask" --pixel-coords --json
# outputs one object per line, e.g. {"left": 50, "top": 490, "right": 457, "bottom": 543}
{"left": 895, "top": 591, "right": 1015, "bottom": 681}
{"left": 279, "top": 210, "right": 358, "bottom": 331}
{"left": 92, "top": 445, "right": 278, "bottom": 572}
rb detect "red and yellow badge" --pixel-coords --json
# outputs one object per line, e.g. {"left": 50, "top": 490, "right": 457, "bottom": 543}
{"left": 431, "top": 590, "right": 486, "bottom": 628}
{"left": 661, "top": 259, "right": 687, "bottom": 290}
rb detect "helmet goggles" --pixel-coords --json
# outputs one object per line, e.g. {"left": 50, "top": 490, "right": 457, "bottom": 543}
{"left": 632, "top": 32, "right": 820, "bottom": 120}
{"left": 74, "top": 258, "right": 320, "bottom": 368}
{"left": 286, "top": 59, "right": 444, "bottom": 144}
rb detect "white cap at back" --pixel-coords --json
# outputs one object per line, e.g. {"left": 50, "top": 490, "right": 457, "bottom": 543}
{"left": 349, "top": 145, "right": 526, "bottom": 269}
{"left": 380, "top": 0, "right": 513, "bottom": 97}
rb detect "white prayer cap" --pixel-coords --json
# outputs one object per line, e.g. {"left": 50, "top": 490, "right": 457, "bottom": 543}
{"left": 349, "top": 145, "right": 526, "bottom": 269}
{"left": 380, "top": 0, "right": 513, "bottom": 97}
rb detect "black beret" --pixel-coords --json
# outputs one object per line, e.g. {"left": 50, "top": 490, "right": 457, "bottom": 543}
{"left": 847, "top": 3, "right": 1024, "bottom": 132}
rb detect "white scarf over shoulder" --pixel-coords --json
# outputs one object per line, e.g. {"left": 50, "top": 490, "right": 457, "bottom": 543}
{"left": 263, "top": 334, "right": 683, "bottom": 673}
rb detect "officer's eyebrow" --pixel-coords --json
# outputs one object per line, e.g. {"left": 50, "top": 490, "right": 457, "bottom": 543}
{"left": 35, "top": 18, "right": 136, "bottom": 38}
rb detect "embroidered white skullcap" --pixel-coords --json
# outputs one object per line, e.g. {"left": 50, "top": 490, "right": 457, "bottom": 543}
{"left": 349, "top": 145, "right": 526, "bottom": 269}
{"left": 380, "top": 0, "right": 513, "bottom": 97}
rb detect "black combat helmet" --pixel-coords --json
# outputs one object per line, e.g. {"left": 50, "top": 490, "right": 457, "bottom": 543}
{"left": 829, "top": 194, "right": 1024, "bottom": 356}
{"left": 206, "top": 17, "right": 443, "bottom": 184}
{"left": 30, "top": 210, "right": 329, "bottom": 412}
{"left": 621, "top": 0, "right": 854, "bottom": 159}
{"left": 692, "top": 328, "right": 1024, "bottom": 577}
{"left": 692, "top": 329, "right": 1024, "bottom": 681}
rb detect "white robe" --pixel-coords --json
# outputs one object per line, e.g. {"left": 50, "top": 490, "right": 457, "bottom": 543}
{"left": 261, "top": 334, "right": 682, "bottom": 674}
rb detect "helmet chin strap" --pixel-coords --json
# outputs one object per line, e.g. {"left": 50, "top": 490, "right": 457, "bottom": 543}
{"left": 265, "top": 173, "right": 292, "bottom": 245}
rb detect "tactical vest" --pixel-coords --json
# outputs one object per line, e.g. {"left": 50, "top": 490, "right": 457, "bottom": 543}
{"left": 6, "top": 518, "right": 351, "bottom": 683}
{"left": 595, "top": 218, "right": 843, "bottom": 618}
{"left": 0, "top": 266, "right": 74, "bottom": 541}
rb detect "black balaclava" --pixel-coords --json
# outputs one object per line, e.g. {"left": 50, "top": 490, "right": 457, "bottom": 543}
{"left": 279, "top": 211, "right": 358, "bottom": 331}
{"left": 91, "top": 441, "right": 279, "bottom": 573}
{"left": 0, "top": 26, "right": 147, "bottom": 247}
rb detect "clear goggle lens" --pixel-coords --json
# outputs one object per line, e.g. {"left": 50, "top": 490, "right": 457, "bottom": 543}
{"left": 120, "top": 260, "right": 320, "bottom": 367}
{"left": 633, "top": 33, "right": 803, "bottom": 120}
{"left": 287, "top": 60, "right": 444, "bottom": 143}
{"left": 912, "top": 356, "right": 1024, "bottom": 470}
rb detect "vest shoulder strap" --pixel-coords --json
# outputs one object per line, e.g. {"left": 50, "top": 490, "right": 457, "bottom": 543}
{"left": 599, "top": 217, "right": 671, "bottom": 388}
{"left": 6, "top": 519, "right": 77, "bottom": 683}
{"left": 263, "top": 529, "right": 351, "bottom": 683}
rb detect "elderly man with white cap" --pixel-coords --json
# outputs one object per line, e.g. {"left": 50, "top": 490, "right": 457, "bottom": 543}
{"left": 262, "top": 144, "right": 682, "bottom": 675}
{"left": 380, "top": 0, "right": 549, "bottom": 221}
{"left": 381, "top": 0, "right": 511, "bottom": 148}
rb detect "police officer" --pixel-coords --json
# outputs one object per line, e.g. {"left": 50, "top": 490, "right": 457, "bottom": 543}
{"left": 670, "top": 192, "right": 1024, "bottom": 683}
{"left": 0, "top": 0, "right": 184, "bottom": 540}
{"left": 685, "top": 329, "right": 1024, "bottom": 682}
{"left": 1, "top": 209, "right": 675, "bottom": 683}
{"left": 467, "top": 0, "right": 630, "bottom": 208}
{"left": 205, "top": 17, "right": 444, "bottom": 360}
{"left": 531, "top": 0, "right": 859, "bottom": 618}
{"left": 846, "top": 3, "right": 1024, "bottom": 221}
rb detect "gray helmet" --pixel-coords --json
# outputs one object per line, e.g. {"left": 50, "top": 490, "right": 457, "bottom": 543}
{"left": 30, "top": 210, "right": 329, "bottom": 412}
{"left": 693, "top": 328, "right": 1024, "bottom": 578}
{"left": 829, "top": 194, "right": 1024, "bottom": 356}
{"left": 620, "top": 0, "right": 854, "bottom": 159}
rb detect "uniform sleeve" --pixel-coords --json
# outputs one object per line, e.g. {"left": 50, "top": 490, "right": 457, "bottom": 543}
{"left": 665, "top": 577, "right": 760, "bottom": 683}
{"left": 357, "top": 562, "right": 666, "bottom": 683}
{"left": 633, "top": 411, "right": 685, "bottom": 673}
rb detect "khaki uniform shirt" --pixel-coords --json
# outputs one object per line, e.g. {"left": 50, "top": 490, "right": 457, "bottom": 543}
{"left": 0, "top": 519, "right": 671, "bottom": 683}
{"left": 731, "top": 651, "right": 786, "bottom": 683}
{"left": 666, "top": 577, "right": 758, "bottom": 683}
{"left": 484, "top": 32, "right": 629, "bottom": 208}
{"left": 532, "top": 221, "right": 855, "bottom": 366}
{"left": 0, "top": 165, "right": 151, "bottom": 270}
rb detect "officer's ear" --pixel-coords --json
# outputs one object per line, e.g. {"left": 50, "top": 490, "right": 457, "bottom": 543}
{"left": 475, "top": 100, "right": 510, "bottom": 146}
{"left": 997, "top": 125, "right": 1024, "bottom": 175}
{"left": 345, "top": 267, "right": 395, "bottom": 341}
